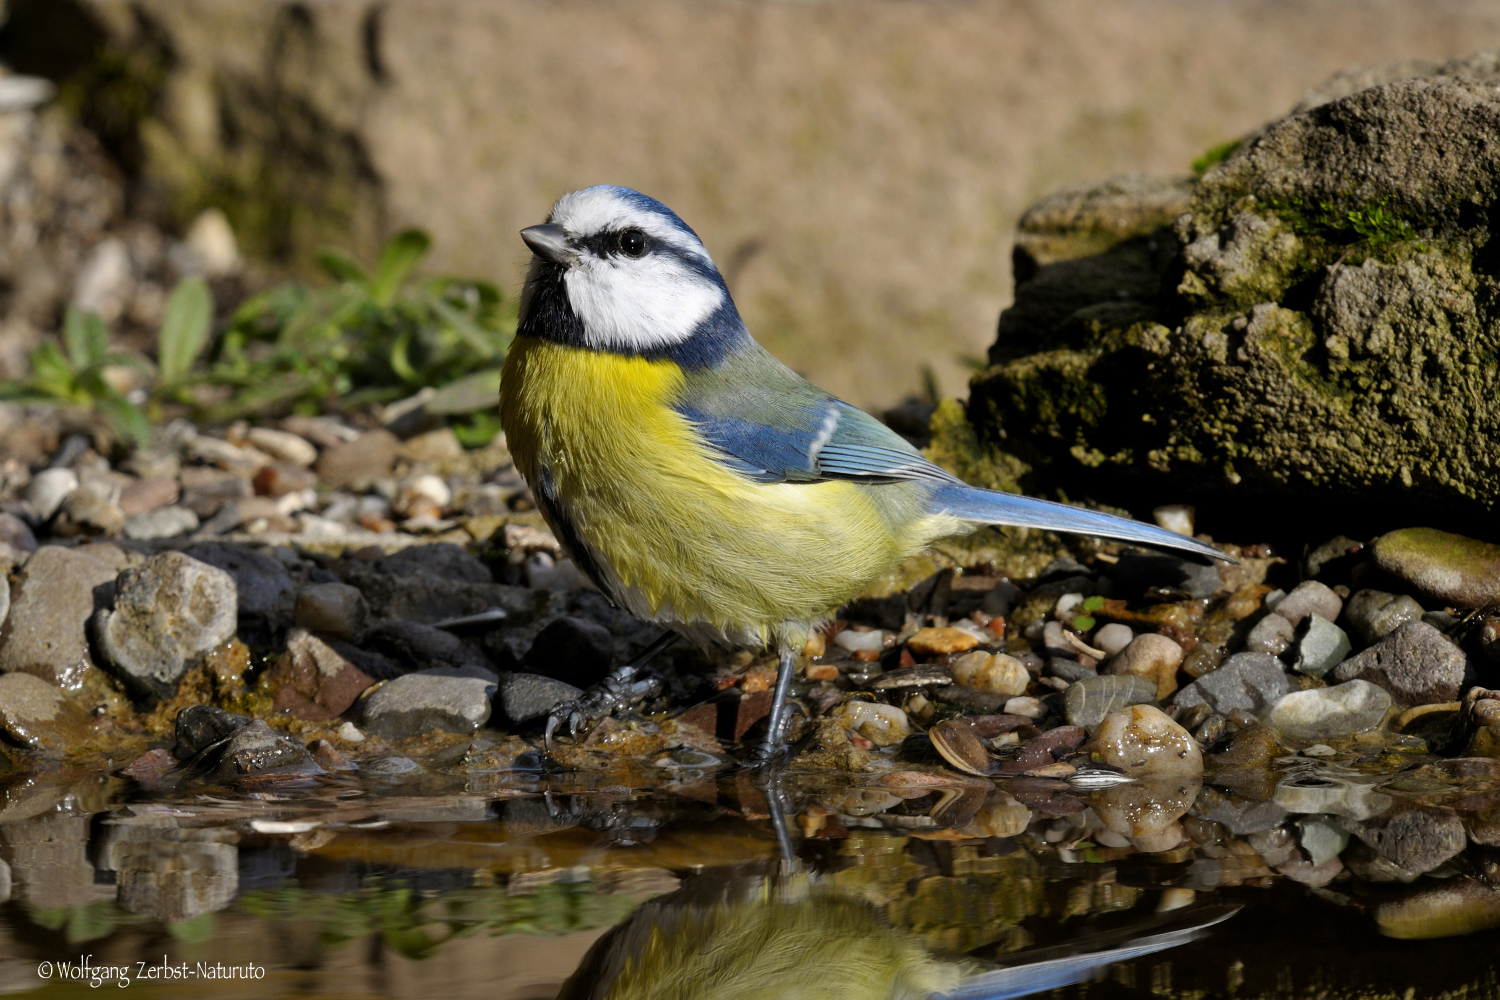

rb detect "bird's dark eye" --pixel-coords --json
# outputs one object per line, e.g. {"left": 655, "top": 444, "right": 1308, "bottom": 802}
{"left": 617, "top": 228, "right": 648, "bottom": 258}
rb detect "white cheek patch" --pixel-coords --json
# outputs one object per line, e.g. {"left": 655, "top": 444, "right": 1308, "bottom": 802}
{"left": 564, "top": 254, "right": 724, "bottom": 351}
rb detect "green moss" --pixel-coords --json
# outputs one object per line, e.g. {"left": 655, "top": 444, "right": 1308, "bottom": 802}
{"left": 922, "top": 397, "right": 1029, "bottom": 494}
{"left": 1191, "top": 139, "right": 1241, "bottom": 177}
{"left": 1264, "top": 194, "right": 1420, "bottom": 249}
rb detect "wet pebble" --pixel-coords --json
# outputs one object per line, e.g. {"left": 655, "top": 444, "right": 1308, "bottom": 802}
{"left": 211, "top": 720, "right": 319, "bottom": 782}
{"left": 1091, "top": 704, "right": 1202, "bottom": 777}
{"left": 1342, "top": 807, "right": 1467, "bottom": 876}
{"left": 174, "top": 705, "right": 252, "bottom": 761}
{"left": 1104, "top": 632, "right": 1183, "bottom": 700}
{"left": 1173, "top": 652, "right": 1291, "bottom": 715}
{"left": 1330, "top": 620, "right": 1465, "bottom": 705}
{"left": 1265, "top": 680, "right": 1392, "bottom": 740}
{"left": 0, "top": 672, "right": 95, "bottom": 754}
{"left": 1003, "top": 696, "right": 1045, "bottom": 718}
{"left": 1243, "top": 613, "right": 1294, "bottom": 655}
{"left": 359, "top": 672, "right": 495, "bottom": 737}
{"left": 93, "top": 551, "right": 239, "bottom": 701}
{"left": 1063, "top": 673, "right": 1155, "bottom": 730}
{"left": 1345, "top": 589, "right": 1425, "bottom": 645}
{"left": 306, "top": 739, "right": 357, "bottom": 770}
{"left": 832, "top": 701, "right": 911, "bottom": 746}
{"left": 1297, "top": 814, "right": 1350, "bottom": 867}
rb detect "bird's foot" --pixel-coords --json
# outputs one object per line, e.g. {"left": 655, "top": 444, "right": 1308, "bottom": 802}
{"left": 544, "top": 664, "right": 662, "bottom": 748}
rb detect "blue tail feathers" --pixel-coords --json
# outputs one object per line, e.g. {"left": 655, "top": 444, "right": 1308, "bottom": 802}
{"left": 928, "top": 484, "right": 1226, "bottom": 562}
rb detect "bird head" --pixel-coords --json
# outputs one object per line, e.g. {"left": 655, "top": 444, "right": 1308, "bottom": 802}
{"left": 518, "top": 185, "right": 748, "bottom": 363}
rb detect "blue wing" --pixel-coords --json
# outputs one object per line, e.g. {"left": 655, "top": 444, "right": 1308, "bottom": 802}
{"left": 679, "top": 398, "right": 961, "bottom": 485}
{"left": 936, "top": 906, "right": 1239, "bottom": 1000}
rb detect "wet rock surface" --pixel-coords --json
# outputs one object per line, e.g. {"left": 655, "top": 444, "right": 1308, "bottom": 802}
{"left": 1331, "top": 621, "right": 1466, "bottom": 705}
{"left": 358, "top": 672, "right": 496, "bottom": 737}
{"left": 0, "top": 543, "right": 130, "bottom": 686}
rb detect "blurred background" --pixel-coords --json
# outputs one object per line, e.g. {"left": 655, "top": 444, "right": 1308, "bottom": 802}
{"left": 4, "top": 0, "right": 1500, "bottom": 412}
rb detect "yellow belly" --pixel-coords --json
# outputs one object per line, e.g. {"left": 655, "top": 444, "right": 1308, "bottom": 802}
{"left": 500, "top": 338, "right": 953, "bottom": 646}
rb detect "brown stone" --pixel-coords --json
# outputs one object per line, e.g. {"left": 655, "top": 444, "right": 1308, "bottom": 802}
{"left": 266, "top": 628, "right": 375, "bottom": 721}
{"left": 118, "top": 477, "right": 179, "bottom": 517}
{"left": 906, "top": 626, "right": 980, "bottom": 657}
{"left": 316, "top": 429, "right": 400, "bottom": 489}
{"left": 253, "top": 462, "right": 319, "bottom": 497}
{"left": 1105, "top": 632, "right": 1184, "bottom": 700}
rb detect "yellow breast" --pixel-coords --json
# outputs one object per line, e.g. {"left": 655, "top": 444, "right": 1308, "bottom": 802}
{"left": 499, "top": 338, "right": 946, "bottom": 646}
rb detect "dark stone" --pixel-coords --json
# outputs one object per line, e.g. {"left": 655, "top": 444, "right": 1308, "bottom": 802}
{"left": 1330, "top": 620, "right": 1466, "bottom": 705}
{"left": 1174, "top": 652, "right": 1292, "bottom": 714}
{"left": 360, "top": 620, "right": 495, "bottom": 675}
{"left": 1045, "top": 657, "right": 1097, "bottom": 682}
{"left": 521, "top": 616, "right": 616, "bottom": 687}
{"left": 998, "top": 725, "right": 1087, "bottom": 775}
{"left": 1108, "top": 552, "right": 1220, "bottom": 600}
{"left": 373, "top": 543, "right": 493, "bottom": 584}
{"left": 210, "top": 720, "right": 319, "bottom": 782}
{"left": 495, "top": 672, "right": 584, "bottom": 726}
{"left": 173, "top": 705, "right": 251, "bottom": 761}
{"left": 336, "top": 558, "right": 533, "bottom": 626}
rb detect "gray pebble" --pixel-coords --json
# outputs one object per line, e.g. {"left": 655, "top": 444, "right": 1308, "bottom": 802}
{"left": 1293, "top": 615, "right": 1351, "bottom": 678}
{"left": 359, "top": 673, "right": 495, "bottom": 737}
{"left": 496, "top": 672, "right": 584, "bottom": 725}
{"left": 1174, "top": 652, "right": 1292, "bottom": 715}
{"left": 1243, "top": 613, "right": 1294, "bottom": 655}
{"left": 1273, "top": 580, "right": 1342, "bottom": 628}
{"left": 1062, "top": 674, "right": 1155, "bottom": 730}
{"left": 210, "top": 720, "right": 319, "bottom": 782}
{"left": 123, "top": 505, "right": 199, "bottom": 540}
{"left": 294, "top": 582, "right": 368, "bottom": 639}
{"left": 1330, "top": 620, "right": 1466, "bottom": 705}
{"left": 1344, "top": 589, "right": 1425, "bottom": 645}
{"left": 1265, "top": 680, "right": 1391, "bottom": 740}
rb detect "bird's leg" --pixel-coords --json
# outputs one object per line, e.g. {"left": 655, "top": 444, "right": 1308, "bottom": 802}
{"left": 544, "top": 631, "right": 676, "bottom": 748}
{"left": 750, "top": 647, "right": 798, "bottom": 768}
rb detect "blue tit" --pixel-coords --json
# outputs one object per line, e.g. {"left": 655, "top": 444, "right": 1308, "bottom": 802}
{"left": 501, "top": 185, "right": 1224, "bottom": 759}
{"left": 556, "top": 867, "right": 1238, "bottom": 1000}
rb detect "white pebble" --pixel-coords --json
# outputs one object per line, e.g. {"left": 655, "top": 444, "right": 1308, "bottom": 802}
{"left": 247, "top": 427, "right": 317, "bottom": 467}
{"left": 831, "top": 701, "right": 910, "bottom": 746}
{"left": 25, "top": 468, "right": 78, "bottom": 520}
{"left": 1152, "top": 504, "right": 1196, "bottom": 536}
{"left": 406, "top": 473, "right": 452, "bottom": 508}
{"left": 1095, "top": 623, "right": 1134, "bottom": 657}
{"left": 1003, "top": 696, "right": 1045, "bottom": 718}
{"left": 338, "top": 722, "right": 366, "bottom": 743}
{"left": 1054, "top": 592, "right": 1085, "bottom": 619}
{"left": 833, "top": 628, "right": 885, "bottom": 652}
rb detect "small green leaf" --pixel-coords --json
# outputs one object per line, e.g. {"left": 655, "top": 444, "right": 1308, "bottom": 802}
{"left": 1072, "top": 615, "right": 1096, "bottom": 632}
{"left": 156, "top": 276, "right": 214, "bottom": 383}
{"left": 371, "top": 229, "right": 431, "bottom": 307}
{"left": 1081, "top": 595, "right": 1105, "bottom": 613}
{"left": 96, "top": 394, "right": 151, "bottom": 449}
{"left": 27, "top": 341, "right": 78, "bottom": 398}
{"left": 389, "top": 329, "right": 417, "bottom": 383}
{"left": 426, "top": 367, "right": 503, "bottom": 414}
{"left": 317, "top": 247, "right": 369, "bottom": 286}
{"left": 63, "top": 307, "right": 108, "bottom": 370}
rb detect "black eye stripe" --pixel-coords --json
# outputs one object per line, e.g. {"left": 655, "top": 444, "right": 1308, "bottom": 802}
{"left": 577, "top": 228, "right": 653, "bottom": 258}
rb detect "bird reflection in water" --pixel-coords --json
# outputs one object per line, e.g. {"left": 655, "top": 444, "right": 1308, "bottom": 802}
{"left": 557, "top": 781, "right": 1236, "bottom": 1000}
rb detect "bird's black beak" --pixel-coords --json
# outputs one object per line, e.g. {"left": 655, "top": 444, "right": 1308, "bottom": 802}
{"left": 520, "top": 224, "right": 575, "bottom": 265}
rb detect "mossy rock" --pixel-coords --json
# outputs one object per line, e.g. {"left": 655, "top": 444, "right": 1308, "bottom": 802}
{"left": 967, "top": 55, "right": 1500, "bottom": 529}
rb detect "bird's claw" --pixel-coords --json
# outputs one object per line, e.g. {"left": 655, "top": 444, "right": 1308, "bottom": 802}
{"left": 543, "top": 665, "right": 662, "bottom": 749}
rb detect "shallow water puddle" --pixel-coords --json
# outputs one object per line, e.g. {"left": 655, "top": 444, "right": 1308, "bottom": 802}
{"left": 0, "top": 766, "right": 1496, "bottom": 1000}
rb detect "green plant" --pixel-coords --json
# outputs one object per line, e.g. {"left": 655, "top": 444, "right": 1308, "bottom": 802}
{"left": 206, "top": 228, "right": 517, "bottom": 422}
{"left": 0, "top": 306, "right": 152, "bottom": 447}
